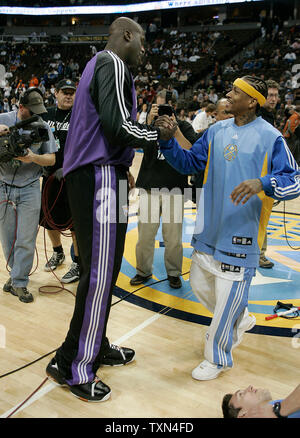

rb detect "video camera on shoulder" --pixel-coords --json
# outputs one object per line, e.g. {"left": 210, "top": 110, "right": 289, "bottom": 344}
{"left": 0, "top": 115, "right": 49, "bottom": 163}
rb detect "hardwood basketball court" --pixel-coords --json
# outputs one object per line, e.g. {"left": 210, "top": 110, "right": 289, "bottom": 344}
{"left": 0, "top": 151, "right": 299, "bottom": 419}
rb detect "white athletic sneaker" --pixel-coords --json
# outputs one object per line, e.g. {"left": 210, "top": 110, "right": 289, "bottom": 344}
{"left": 192, "top": 360, "right": 229, "bottom": 381}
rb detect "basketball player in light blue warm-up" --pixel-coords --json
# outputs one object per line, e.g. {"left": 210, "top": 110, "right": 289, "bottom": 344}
{"left": 156, "top": 75, "right": 300, "bottom": 381}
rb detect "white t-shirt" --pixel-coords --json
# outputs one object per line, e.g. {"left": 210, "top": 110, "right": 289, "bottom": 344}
{"left": 192, "top": 111, "right": 213, "bottom": 132}
{"left": 138, "top": 111, "right": 147, "bottom": 124}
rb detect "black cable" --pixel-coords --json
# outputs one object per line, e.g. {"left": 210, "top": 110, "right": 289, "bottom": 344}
{"left": 111, "top": 271, "right": 190, "bottom": 307}
{"left": 0, "top": 167, "right": 18, "bottom": 221}
{"left": 273, "top": 210, "right": 300, "bottom": 216}
{"left": 3, "top": 199, "right": 300, "bottom": 378}
{"left": 3, "top": 200, "right": 299, "bottom": 377}
{"left": 282, "top": 200, "right": 300, "bottom": 250}
{"left": 0, "top": 271, "right": 191, "bottom": 379}
{"left": 0, "top": 348, "right": 58, "bottom": 379}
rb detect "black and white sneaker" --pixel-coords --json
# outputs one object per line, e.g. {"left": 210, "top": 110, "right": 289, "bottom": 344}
{"left": 61, "top": 262, "right": 80, "bottom": 284}
{"left": 101, "top": 344, "right": 135, "bottom": 366}
{"left": 46, "top": 358, "right": 67, "bottom": 386}
{"left": 46, "top": 358, "right": 111, "bottom": 403}
{"left": 44, "top": 252, "right": 65, "bottom": 272}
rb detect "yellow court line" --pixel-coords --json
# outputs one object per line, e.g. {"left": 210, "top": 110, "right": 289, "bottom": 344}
{"left": 121, "top": 210, "right": 300, "bottom": 330}
{"left": 250, "top": 299, "right": 300, "bottom": 306}
{"left": 117, "top": 271, "right": 212, "bottom": 317}
{"left": 117, "top": 271, "right": 299, "bottom": 329}
{"left": 266, "top": 246, "right": 300, "bottom": 272}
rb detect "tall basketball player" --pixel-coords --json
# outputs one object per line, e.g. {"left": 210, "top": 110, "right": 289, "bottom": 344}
{"left": 46, "top": 17, "right": 177, "bottom": 402}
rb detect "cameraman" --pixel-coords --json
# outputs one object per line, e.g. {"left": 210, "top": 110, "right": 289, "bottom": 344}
{"left": 130, "top": 90, "right": 197, "bottom": 289}
{"left": 0, "top": 88, "right": 57, "bottom": 303}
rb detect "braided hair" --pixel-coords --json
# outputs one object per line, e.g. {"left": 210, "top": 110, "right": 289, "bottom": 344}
{"left": 241, "top": 75, "right": 268, "bottom": 113}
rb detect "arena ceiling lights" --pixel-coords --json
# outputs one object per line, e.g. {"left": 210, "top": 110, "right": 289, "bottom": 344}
{"left": 0, "top": 0, "right": 263, "bottom": 16}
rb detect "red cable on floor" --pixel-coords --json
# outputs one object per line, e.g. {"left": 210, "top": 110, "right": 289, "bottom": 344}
{"left": 5, "top": 377, "right": 49, "bottom": 418}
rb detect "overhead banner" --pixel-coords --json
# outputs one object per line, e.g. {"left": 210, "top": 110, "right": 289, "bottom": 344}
{"left": 0, "top": 1, "right": 264, "bottom": 16}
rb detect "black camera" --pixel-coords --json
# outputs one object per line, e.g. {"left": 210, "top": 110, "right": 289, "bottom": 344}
{"left": 0, "top": 115, "right": 49, "bottom": 163}
{"left": 158, "top": 104, "right": 174, "bottom": 117}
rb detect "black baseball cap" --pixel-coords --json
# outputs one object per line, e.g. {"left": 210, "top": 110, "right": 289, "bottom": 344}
{"left": 56, "top": 79, "right": 76, "bottom": 91}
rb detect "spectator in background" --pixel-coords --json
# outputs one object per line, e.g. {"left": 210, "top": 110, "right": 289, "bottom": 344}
{"left": 214, "top": 76, "right": 224, "bottom": 94}
{"left": 29, "top": 74, "right": 39, "bottom": 88}
{"left": 3, "top": 81, "right": 11, "bottom": 99}
{"left": 208, "top": 88, "right": 218, "bottom": 104}
{"left": 145, "top": 60, "right": 152, "bottom": 71}
{"left": 258, "top": 79, "right": 280, "bottom": 269}
{"left": 137, "top": 102, "right": 148, "bottom": 124}
{"left": 243, "top": 59, "right": 254, "bottom": 70}
{"left": 283, "top": 51, "right": 296, "bottom": 64}
{"left": 189, "top": 94, "right": 201, "bottom": 113}
{"left": 253, "top": 59, "right": 263, "bottom": 70}
{"left": 285, "top": 89, "right": 294, "bottom": 103}
{"left": 291, "top": 38, "right": 300, "bottom": 50}
{"left": 2, "top": 98, "right": 9, "bottom": 112}
{"left": 177, "top": 108, "right": 187, "bottom": 122}
{"left": 192, "top": 103, "right": 216, "bottom": 134}
{"left": 283, "top": 104, "right": 300, "bottom": 163}
{"left": 215, "top": 98, "right": 233, "bottom": 122}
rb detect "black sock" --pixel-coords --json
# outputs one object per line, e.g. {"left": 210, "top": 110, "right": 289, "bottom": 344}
{"left": 53, "top": 245, "right": 64, "bottom": 254}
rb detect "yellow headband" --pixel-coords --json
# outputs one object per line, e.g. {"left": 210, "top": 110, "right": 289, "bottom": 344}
{"left": 233, "top": 78, "right": 266, "bottom": 107}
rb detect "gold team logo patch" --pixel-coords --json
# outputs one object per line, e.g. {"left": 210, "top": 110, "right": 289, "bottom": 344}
{"left": 224, "top": 144, "right": 238, "bottom": 161}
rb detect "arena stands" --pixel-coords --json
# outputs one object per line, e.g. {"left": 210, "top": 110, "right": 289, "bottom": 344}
{"left": 0, "top": 11, "right": 299, "bottom": 144}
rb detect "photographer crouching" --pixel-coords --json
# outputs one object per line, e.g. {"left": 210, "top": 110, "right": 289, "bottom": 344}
{"left": 0, "top": 88, "right": 57, "bottom": 303}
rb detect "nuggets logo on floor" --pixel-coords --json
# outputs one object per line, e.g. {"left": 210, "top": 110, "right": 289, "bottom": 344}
{"left": 115, "top": 208, "right": 300, "bottom": 338}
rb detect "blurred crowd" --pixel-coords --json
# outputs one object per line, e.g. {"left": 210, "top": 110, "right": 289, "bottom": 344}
{"left": 0, "top": 23, "right": 299, "bottom": 149}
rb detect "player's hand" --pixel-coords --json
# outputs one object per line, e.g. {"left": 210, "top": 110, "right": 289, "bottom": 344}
{"left": 154, "top": 115, "right": 178, "bottom": 141}
{"left": 230, "top": 179, "right": 263, "bottom": 206}
{"left": 127, "top": 170, "right": 135, "bottom": 190}
{"left": 53, "top": 168, "right": 64, "bottom": 181}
